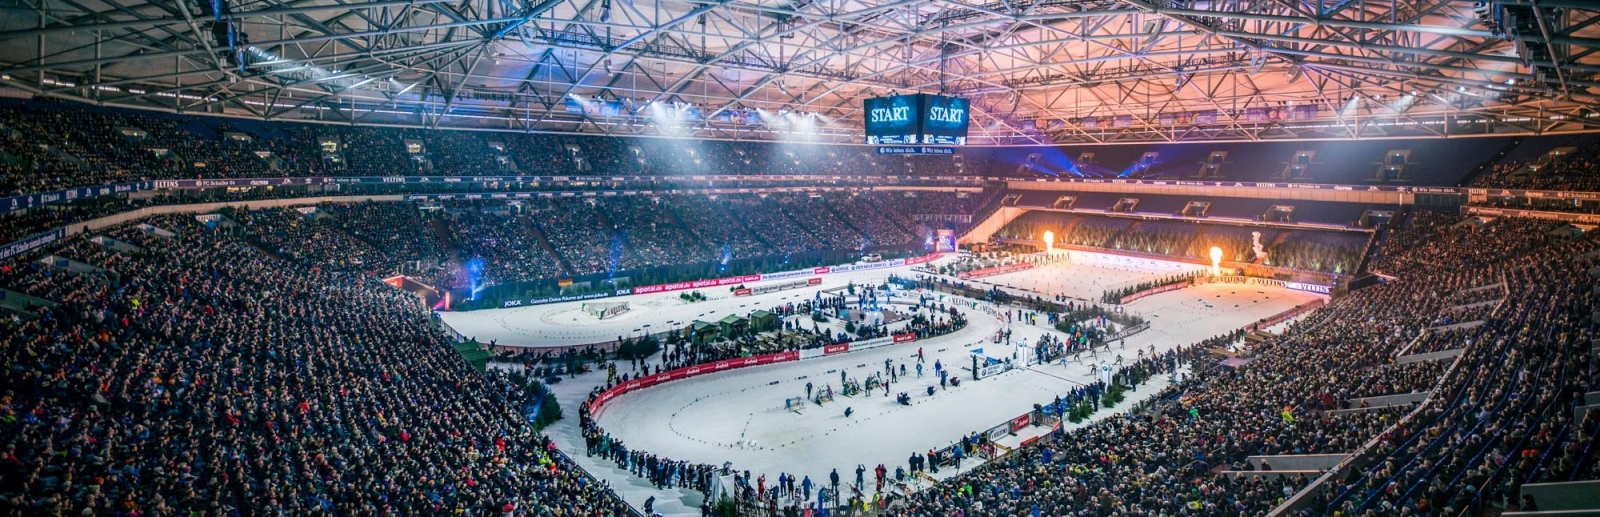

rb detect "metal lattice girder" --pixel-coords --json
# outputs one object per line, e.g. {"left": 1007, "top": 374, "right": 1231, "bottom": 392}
{"left": 0, "top": 0, "right": 1598, "bottom": 144}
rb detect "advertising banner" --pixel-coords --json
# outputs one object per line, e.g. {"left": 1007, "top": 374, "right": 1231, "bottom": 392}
{"left": 1283, "top": 282, "right": 1334, "bottom": 295}
{"left": 823, "top": 343, "right": 851, "bottom": 355}
{"left": 751, "top": 279, "right": 812, "bottom": 295}
{"left": 501, "top": 288, "right": 632, "bottom": 308}
{"left": 1010, "top": 413, "right": 1032, "bottom": 432}
{"left": 0, "top": 228, "right": 66, "bottom": 262}
{"left": 1117, "top": 280, "right": 1190, "bottom": 304}
{"left": 2, "top": 181, "right": 150, "bottom": 216}
{"left": 849, "top": 336, "right": 896, "bottom": 352}
{"left": 633, "top": 274, "right": 761, "bottom": 294}
{"left": 1467, "top": 206, "right": 1600, "bottom": 224}
{"left": 761, "top": 269, "right": 813, "bottom": 281}
{"left": 589, "top": 350, "right": 800, "bottom": 416}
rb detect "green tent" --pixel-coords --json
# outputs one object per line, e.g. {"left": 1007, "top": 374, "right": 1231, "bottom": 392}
{"left": 718, "top": 314, "right": 749, "bottom": 337}
{"left": 749, "top": 310, "right": 778, "bottom": 333}
{"left": 689, "top": 320, "right": 719, "bottom": 345}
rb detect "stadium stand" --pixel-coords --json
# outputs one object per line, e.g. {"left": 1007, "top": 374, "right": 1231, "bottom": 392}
{"left": 1, "top": 143, "right": 1592, "bottom": 517}
{"left": 887, "top": 212, "right": 1599, "bottom": 517}
{"left": 5, "top": 101, "right": 1600, "bottom": 200}
{"left": 0, "top": 214, "right": 636, "bottom": 516}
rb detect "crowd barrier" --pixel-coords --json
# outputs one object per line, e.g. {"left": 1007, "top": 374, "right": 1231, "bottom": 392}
{"left": 1117, "top": 280, "right": 1191, "bottom": 305}
{"left": 1193, "top": 275, "right": 1334, "bottom": 295}
{"left": 497, "top": 252, "right": 943, "bottom": 309}
{"left": 956, "top": 262, "right": 1035, "bottom": 279}
{"left": 587, "top": 331, "right": 926, "bottom": 417}
{"left": 1250, "top": 299, "right": 1327, "bottom": 332}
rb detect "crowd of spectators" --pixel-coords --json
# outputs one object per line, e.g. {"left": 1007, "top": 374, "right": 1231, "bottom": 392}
{"left": 321, "top": 201, "right": 453, "bottom": 279}
{"left": 1190, "top": 225, "right": 1262, "bottom": 263}
{"left": 1464, "top": 142, "right": 1600, "bottom": 215}
{"left": 422, "top": 131, "right": 511, "bottom": 175}
{"left": 888, "top": 211, "right": 1599, "bottom": 517}
{"left": 535, "top": 198, "right": 629, "bottom": 275}
{"left": 770, "top": 194, "right": 868, "bottom": 251}
{"left": 996, "top": 212, "right": 1367, "bottom": 274}
{"left": 661, "top": 196, "right": 775, "bottom": 259}
{"left": 0, "top": 190, "right": 981, "bottom": 300}
{"left": 13, "top": 100, "right": 1600, "bottom": 215}
{"left": 0, "top": 101, "right": 159, "bottom": 195}
{"left": 825, "top": 193, "right": 917, "bottom": 247}
{"left": 595, "top": 196, "right": 719, "bottom": 269}
{"left": 2, "top": 168, "right": 1596, "bottom": 517}
{"left": 0, "top": 213, "right": 636, "bottom": 515}
{"left": 226, "top": 206, "right": 392, "bottom": 273}
{"left": 1342, "top": 361, "right": 1452, "bottom": 400}
{"left": 441, "top": 203, "right": 569, "bottom": 285}
{"left": 1262, "top": 232, "right": 1369, "bottom": 275}
{"left": 0, "top": 101, "right": 1014, "bottom": 202}
{"left": 1469, "top": 142, "right": 1600, "bottom": 192}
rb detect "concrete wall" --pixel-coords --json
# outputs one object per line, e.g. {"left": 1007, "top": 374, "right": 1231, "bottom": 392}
{"left": 1006, "top": 179, "right": 1407, "bottom": 204}
{"left": 1345, "top": 392, "right": 1431, "bottom": 409}
{"left": 1523, "top": 481, "right": 1600, "bottom": 512}
{"left": 1246, "top": 454, "right": 1349, "bottom": 472}
{"left": 958, "top": 205, "right": 1026, "bottom": 245}
{"left": 1397, "top": 348, "right": 1466, "bottom": 364}
{"left": 1426, "top": 320, "right": 1486, "bottom": 332}
{"left": 68, "top": 195, "right": 408, "bottom": 237}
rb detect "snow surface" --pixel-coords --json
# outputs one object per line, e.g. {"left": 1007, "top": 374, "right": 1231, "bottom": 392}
{"left": 455, "top": 254, "right": 1323, "bottom": 515}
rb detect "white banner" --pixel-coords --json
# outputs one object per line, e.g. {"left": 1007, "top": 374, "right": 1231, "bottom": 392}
{"left": 849, "top": 336, "right": 895, "bottom": 351}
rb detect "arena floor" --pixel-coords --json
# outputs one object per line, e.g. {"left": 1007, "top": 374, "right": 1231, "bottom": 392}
{"left": 438, "top": 252, "right": 1205, "bottom": 348}
{"left": 457, "top": 254, "right": 1323, "bottom": 515}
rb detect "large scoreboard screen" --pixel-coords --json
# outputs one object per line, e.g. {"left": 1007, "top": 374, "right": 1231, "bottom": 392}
{"left": 863, "top": 95, "right": 920, "bottom": 144}
{"left": 863, "top": 94, "right": 970, "bottom": 145}
{"left": 919, "top": 95, "right": 970, "bottom": 145}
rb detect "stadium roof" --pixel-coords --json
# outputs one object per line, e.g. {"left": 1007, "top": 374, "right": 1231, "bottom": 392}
{"left": 3, "top": 0, "right": 1600, "bottom": 144}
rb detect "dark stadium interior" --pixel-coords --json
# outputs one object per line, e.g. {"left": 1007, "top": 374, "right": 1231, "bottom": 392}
{"left": 4, "top": 0, "right": 1600, "bottom": 516}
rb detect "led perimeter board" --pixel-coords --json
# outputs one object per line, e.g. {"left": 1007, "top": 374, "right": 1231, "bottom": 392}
{"left": 864, "top": 95, "right": 920, "bottom": 144}
{"left": 919, "top": 95, "right": 970, "bottom": 145}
